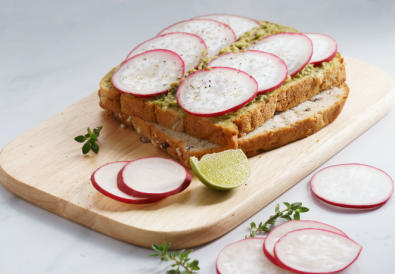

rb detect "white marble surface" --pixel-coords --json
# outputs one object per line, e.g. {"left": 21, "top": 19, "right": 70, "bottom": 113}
{"left": 1, "top": 0, "right": 395, "bottom": 273}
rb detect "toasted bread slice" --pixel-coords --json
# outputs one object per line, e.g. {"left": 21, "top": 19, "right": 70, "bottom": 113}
{"left": 102, "top": 84, "right": 349, "bottom": 168}
{"left": 100, "top": 54, "right": 345, "bottom": 149}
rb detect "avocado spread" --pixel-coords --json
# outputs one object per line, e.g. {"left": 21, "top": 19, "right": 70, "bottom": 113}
{"left": 105, "top": 21, "right": 338, "bottom": 123}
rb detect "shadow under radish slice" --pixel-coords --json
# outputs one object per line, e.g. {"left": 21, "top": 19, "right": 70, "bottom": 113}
{"left": 304, "top": 33, "right": 337, "bottom": 66}
{"left": 91, "top": 161, "right": 163, "bottom": 204}
{"left": 263, "top": 220, "right": 347, "bottom": 267}
{"left": 193, "top": 14, "right": 260, "bottom": 39}
{"left": 311, "top": 164, "right": 394, "bottom": 209}
{"left": 248, "top": 33, "right": 313, "bottom": 77}
{"left": 111, "top": 49, "right": 184, "bottom": 98}
{"left": 216, "top": 238, "right": 291, "bottom": 274}
{"left": 125, "top": 32, "right": 207, "bottom": 72}
{"left": 117, "top": 157, "right": 192, "bottom": 199}
{"left": 274, "top": 228, "right": 362, "bottom": 274}
{"left": 177, "top": 67, "right": 258, "bottom": 117}
{"left": 158, "top": 19, "right": 236, "bottom": 57}
{"left": 206, "top": 50, "right": 288, "bottom": 94}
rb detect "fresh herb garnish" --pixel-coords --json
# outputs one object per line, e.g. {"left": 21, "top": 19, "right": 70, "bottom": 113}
{"left": 74, "top": 126, "right": 103, "bottom": 154}
{"left": 150, "top": 242, "right": 200, "bottom": 274}
{"left": 246, "top": 202, "right": 309, "bottom": 238}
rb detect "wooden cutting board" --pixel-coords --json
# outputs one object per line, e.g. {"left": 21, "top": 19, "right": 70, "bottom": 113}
{"left": 1, "top": 57, "right": 394, "bottom": 249}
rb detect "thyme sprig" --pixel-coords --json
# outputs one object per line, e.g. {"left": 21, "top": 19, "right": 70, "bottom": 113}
{"left": 246, "top": 202, "right": 309, "bottom": 238}
{"left": 74, "top": 126, "right": 103, "bottom": 154}
{"left": 150, "top": 242, "right": 200, "bottom": 274}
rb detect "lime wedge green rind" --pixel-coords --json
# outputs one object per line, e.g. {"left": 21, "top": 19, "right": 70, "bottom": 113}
{"left": 190, "top": 149, "right": 251, "bottom": 190}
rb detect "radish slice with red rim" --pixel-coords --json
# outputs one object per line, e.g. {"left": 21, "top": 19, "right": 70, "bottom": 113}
{"left": 311, "top": 164, "right": 394, "bottom": 208}
{"left": 274, "top": 228, "right": 362, "bottom": 274}
{"left": 177, "top": 67, "right": 258, "bottom": 117}
{"left": 91, "top": 161, "right": 163, "bottom": 204}
{"left": 117, "top": 157, "right": 192, "bottom": 199}
{"left": 125, "top": 32, "right": 207, "bottom": 72}
{"left": 304, "top": 33, "right": 337, "bottom": 66}
{"left": 207, "top": 50, "right": 288, "bottom": 94}
{"left": 112, "top": 49, "right": 184, "bottom": 97}
{"left": 193, "top": 14, "right": 261, "bottom": 39}
{"left": 263, "top": 220, "right": 347, "bottom": 267}
{"left": 158, "top": 19, "right": 236, "bottom": 57}
{"left": 216, "top": 238, "right": 290, "bottom": 274}
{"left": 249, "top": 33, "right": 313, "bottom": 77}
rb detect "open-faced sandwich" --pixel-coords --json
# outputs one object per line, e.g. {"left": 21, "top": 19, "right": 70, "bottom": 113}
{"left": 98, "top": 14, "right": 348, "bottom": 168}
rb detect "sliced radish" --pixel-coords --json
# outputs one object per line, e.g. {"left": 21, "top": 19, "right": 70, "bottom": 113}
{"left": 194, "top": 14, "right": 261, "bottom": 39}
{"left": 125, "top": 32, "right": 207, "bottom": 72}
{"left": 216, "top": 238, "right": 290, "bottom": 274}
{"left": 158, "top": 19, "right": 236, "bottom": 57}
{"left": 248, "top": 33, "right": 313, "bottom": 77}
{"left": 311, "top": 164, "right": 394, "bottom": 209}
{"left": 112, "top": 49, "right": 184, "bottom": 97}
{"left": 91, "top": 161, "right": 162, "bottom": 204}
{"left": 207, "top": 50, "right": 288, "bottom": 94}
{"left": 263, "top": 220, "right": 347, "bottom": 266}
{"left": 177, "top": 67, "right": 258, "bottom": 117}
{"left": 304, "top": 33, "right": 337, "bottom": 66}
{"left": 117, "top": 157, "right": 192, "bottom": 199}
{"left": 274, "top": 228, "right": 362, "bottom": 274}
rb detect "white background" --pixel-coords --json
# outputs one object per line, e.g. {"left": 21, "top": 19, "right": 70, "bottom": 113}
{"left": 1, "top": 0, "right": 395, "bottom": 273}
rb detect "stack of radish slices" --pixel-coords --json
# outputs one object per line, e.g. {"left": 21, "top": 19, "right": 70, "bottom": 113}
{"left": 91, "top": 158, "right": 191, "bottom": 204}
{"left": 216, "top": 220, "right": 362, "bottom": 274}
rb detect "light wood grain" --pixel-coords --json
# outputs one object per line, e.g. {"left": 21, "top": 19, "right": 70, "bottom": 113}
{"left": 1, "top": 57, "right": 394, "bottom": 249}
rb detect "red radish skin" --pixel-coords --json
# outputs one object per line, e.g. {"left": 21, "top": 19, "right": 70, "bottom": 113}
{"left": 311, "top": 164, "right": 394, "bottom": 209}
{"left": 177, "top": 67, "right": 258, "bottom": 117}
{"left": 274, "top": 228, "right": 362, "bottom": 274}
{"left": 206, "top": 50, "right": 288, "bottom": 94}
{"left": 158, "top": 19, "right": 236, "bottom": 57}
{"left": 304, "top": 33, "right": 337, "bottom": 66}
{"left": 117, "top": 157, "right": 192, "bottom": 199}
{"left": 125, "top": 32, "right": 207, "bottom": 71}
{"left": 112, "top": 49, "right": 184, "bottom": 98}
{"left": 91, "top": 161, "right": 163, "bottom": 204}
{"left": 248, "top": 32, "right": 313, "bottom": 77}
{"left": 263, "top": 220, "right": 348, "bottom": 267}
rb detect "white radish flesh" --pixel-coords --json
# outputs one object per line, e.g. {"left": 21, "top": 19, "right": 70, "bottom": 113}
{"left": 126, "top": 32, "right": 207, "bottom": 72}
{"left": 118, "top": 157, "right": 191, "bottom": 198}
{"left": 216, "top": 238, "right": 291, "bottom": 274}
{"left": 274, "top": 228, "right": 362, "bottom": 274}
{"left": 305, "top": 33, "right": 337, "bottom": 66}
{"left": 207, "top": 50, "right": 288, "bottom": 94}
{"left": 112, "top": 49, "right": 184, "bottom": 97}
{"left": 311, "top": 164, "right": 394, "bottom": 208}
{"left": 158, "top": 19, "right": 236, "bottom": 57}
{"left": 91, "top": 162, "right": 162, "bottom": 204}
{"left": 177, "top": 67, "right": 258, "bottom": 117}
{"left": 264, "top": 220, "right": 347, "bottom": 266}
{"left": 249, "top": 33, "right": 313, "bottom": 77}
{"left": 194, "top": 14, "right": 261, "bottom": 39}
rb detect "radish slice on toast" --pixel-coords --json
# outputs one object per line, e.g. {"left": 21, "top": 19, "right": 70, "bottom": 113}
{"left": 207, "top": 50, "right": 288, "bottom": 94}
{"left": 112, "top": 49, "right": 184, "bottom": 97}
{"left": 158, "top": 19, "right": 236, "bottom": 57}
{"left": 305, "top": 33, "right": 337, "bottom": 66}
{"left": 91, "top": 162, "right": 162, "bottom": 204}
{"left": 249, "top": 33, "right": 313, "bottom": 77}
{"left": 194, "top": 14, "right": 261, "bottom": 39}
{"left": 274, "top": 228, "right": 362, "bottom": 274}
{"left": 216, "top": 238, "right": 290, "bottom": 274}
{"left": 311, "top": 164, "right": 394, "bottom": 208}
{"left": 177, "top": 67, "right": 258, "bottom": 117}
{"left": 117, "top": 157, "right": 192, "bottom": 198}
{"left": 263, "top": 220, "right": 347, "bottom": 266}
{"left": 126, "top": 32, "right": 207, "bottom": 71}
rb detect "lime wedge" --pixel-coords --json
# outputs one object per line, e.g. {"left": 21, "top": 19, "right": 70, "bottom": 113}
{"left": 190, "top": 149, "right": 251, "bottom": 190}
